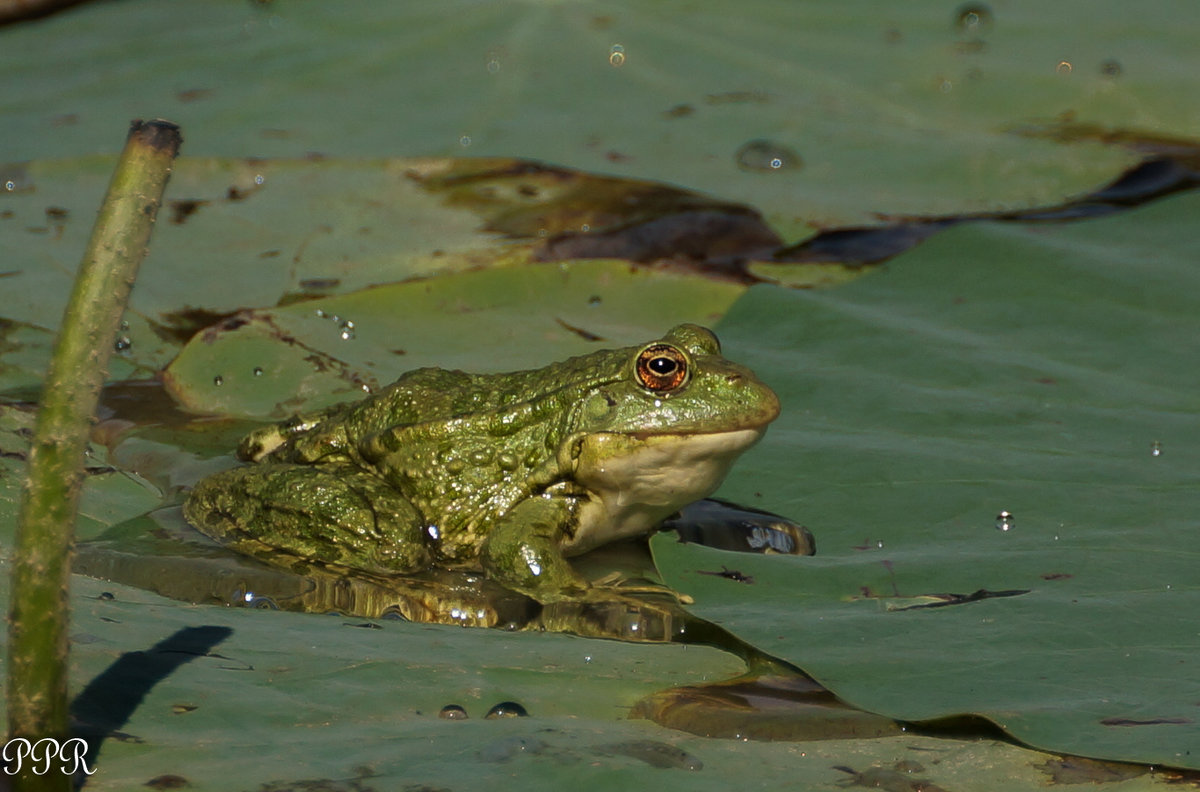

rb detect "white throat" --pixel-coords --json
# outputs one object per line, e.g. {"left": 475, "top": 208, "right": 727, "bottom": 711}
{"left": 560, "top": 427, "right": 766, "bottom": 556}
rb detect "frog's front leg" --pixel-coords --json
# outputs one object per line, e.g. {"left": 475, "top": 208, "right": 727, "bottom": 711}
{"left": 480, "top": 496, "right": 589, "bottom": 602}
{"left": 184, "top": 463, "right": 430, "bottom": 576}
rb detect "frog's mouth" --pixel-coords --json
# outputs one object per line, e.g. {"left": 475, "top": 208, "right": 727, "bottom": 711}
{"left": 560, "top": 427, "right": 767, "bottom": 555}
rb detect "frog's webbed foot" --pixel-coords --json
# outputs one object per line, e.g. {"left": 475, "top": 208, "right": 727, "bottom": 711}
{"left": 588, "top": 572, "right": 694, "bottom": 605}
{"left": 185, "top": 463, "right": 430, "bottom": 576}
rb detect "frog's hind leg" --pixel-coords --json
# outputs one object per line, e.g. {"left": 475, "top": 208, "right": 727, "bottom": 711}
{"left": 184, "top": 464, "right": 430, "bottom": 576}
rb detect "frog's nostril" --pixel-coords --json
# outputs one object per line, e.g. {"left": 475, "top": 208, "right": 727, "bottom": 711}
{"left": 725, "top": 374, "right": 743, "bottom": 383}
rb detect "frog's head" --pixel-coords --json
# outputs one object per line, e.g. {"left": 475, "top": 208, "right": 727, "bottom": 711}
{"left": 569, "top": 323, "right": 780, "bottom": 438}
{"left": 559, "top": 324, "right": 781, "bottom": 553}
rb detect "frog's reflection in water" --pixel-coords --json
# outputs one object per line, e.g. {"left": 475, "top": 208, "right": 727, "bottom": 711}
{"left": 75, "top": 501, "right": 905, "bottom": 741}
{"left": 76, "top": 498, "right": 814, "bottom": 639}
{"left": 77, "top": 505, "right": 702, "bottom": 639}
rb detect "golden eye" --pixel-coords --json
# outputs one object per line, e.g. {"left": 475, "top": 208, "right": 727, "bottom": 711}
{"left": 635, "top": 344, "right": 689, "bottom": 392}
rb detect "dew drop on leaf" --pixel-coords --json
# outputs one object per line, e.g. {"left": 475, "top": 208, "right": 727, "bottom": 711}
{"left": 954, "top": 3, "right": 993, "bottom": 35}
{"left": 735, "top": 139, "right": 802, "bottom": 173}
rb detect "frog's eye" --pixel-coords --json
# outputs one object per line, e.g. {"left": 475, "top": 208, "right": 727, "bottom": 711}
{"left": 635, "top": 344, "right": 689, "bottom": 392}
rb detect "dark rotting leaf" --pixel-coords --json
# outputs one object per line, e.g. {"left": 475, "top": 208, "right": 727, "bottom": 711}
{"left": 773, "top": 222, "right": 950, "bottom": 266}
{"left": 411, "top": 157, "right": 781, "bottom": 266}
{"left": 535, "top": 208, "right": 780, "bottom": 267}
{"left": 1086, "top": 157, "right": 1199, "bottom": 204}
{"left": 773, "top": 150, "right": 1200, "bottom": 271}
{"left": 152, "top": 306, "right": 245, "bottom": 345}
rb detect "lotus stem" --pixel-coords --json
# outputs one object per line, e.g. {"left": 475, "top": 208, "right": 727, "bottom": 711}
{"left": 7, "top": 119, "right": 180, "bottom": 790}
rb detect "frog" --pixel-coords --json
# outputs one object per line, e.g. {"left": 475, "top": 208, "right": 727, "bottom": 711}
{"left": 183, "top": 324, "right": 780, "bottom": 603}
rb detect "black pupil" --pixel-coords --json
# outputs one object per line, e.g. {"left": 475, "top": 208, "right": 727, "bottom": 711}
{"left": 649, "top": 356, "right": 677, "bottom": 376}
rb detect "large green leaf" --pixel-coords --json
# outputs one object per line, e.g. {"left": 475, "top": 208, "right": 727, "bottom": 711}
{"left": 0, "top": 404, "right": 164, "bottom": 548}
{"left": 3, "top": 2, "right": 1200, "bottom": 786}
{"left": 655, "top": 190, "right": 1200, "bottom": 769}
{"left": 161, "top": 259, "right": 743, "bottom": 418}
{"left": 0, "top": 156, "right": 753, "bottom": 391}
{"left": 6, "top": 0, "right": 1191, "bottom": 234}
{"left": 1, "top": 572, "right": 1155, "bottom": 791}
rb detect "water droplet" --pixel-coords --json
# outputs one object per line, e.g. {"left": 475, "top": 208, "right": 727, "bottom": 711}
{"left": 439, "top": 704, "right": 469, "bottom": 720}
{"left": 608, "top": 44, "right": 626, "bottom": 67}
{"left": 995, "top": 510, "right": 1014, "bottom": 532}
{"left": 1150, "top": 440, "right": 1162, "bottom": 457}
{"left": 735, "top": 139, "right": 802, "bottom": 173}
{"left": 253, "top": 366, "right": 264, "bottom": 377}
{"left": 113, "top": 336, "right": 132, "bottom": 352}
{"left": 939, "top": 78, "right": 954, "bottom": 93}
{"left": 213, "top": 375, "right": 224, "bottom": 386}
{"left": 459, "top": 135, "right": 472, "bottom": 147}
{"left": 876, "top": 539, "right": 884, "bottom": 549}
{"left": 314, "top": 307, "right": 357, "bottom": 339}
{"left": 1100, "top": 59, "right": 1122, "bottom": 78}
{"left": 485, "top": 701, "right": 528, "bottom": 719}
{"left": 4, "top": 181, "right": 14, "bottom": 191}
{"left": 119, "top": 320, "right": 130, "bottom": 331}
{"left": 583, "top": 655, "right": 592, "bottom": 664}
{"left": 587, "top": 295, "right": 602, "bottom": 306}
{"left": 955, "top": 3, "right": 993, "bottom": 34}
{"left": 482, "top": 49, "right": 501, "bottom": 74}
{"left": 254, "top": 174, "right": 265, "bottom": 185}
{"left": 1055, "top": 60, "right": 1073, "bottom": 75}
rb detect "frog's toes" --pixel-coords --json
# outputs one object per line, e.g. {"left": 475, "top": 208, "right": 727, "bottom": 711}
{"left": 588, "top": 573, "right": 692, "bottom": 604}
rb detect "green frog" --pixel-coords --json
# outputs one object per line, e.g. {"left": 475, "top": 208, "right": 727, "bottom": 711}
{"left": 184, "top": 324, "right": 780, "bottom": 603}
